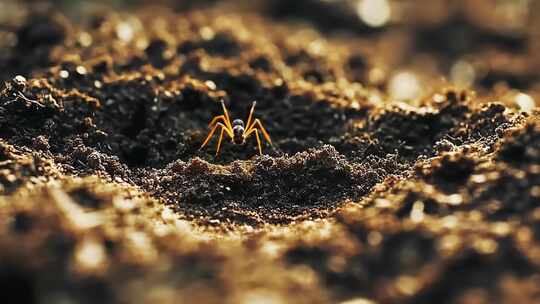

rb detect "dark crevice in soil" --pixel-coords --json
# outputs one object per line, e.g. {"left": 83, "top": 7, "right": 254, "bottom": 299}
{"left": 420, "top": 153, "right": 476, "bottom": 194}
{"left": 0, "top": 267, "right": 36, "bottom": 304}
{"left": 411, "top": 241, "right": 535, "bottom": 304}
{"left": 498, "top": 124, "right": 540, "bottom": 167}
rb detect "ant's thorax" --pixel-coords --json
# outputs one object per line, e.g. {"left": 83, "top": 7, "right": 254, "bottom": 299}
{"left": 232, "top": 120, "right": 245, "bottom": 144}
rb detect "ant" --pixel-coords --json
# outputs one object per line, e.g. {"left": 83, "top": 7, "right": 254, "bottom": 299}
{"left": 200, "top": 100, "right": 272, "bottom": 156}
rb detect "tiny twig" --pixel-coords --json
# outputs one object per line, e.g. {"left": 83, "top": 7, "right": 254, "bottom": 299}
{"left": 17, "top": 91, "right": 44, "bottom": 108}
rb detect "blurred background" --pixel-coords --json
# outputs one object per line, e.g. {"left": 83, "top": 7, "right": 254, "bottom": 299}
{"left": 1, "top": 0, "right": 539, "bottom": 108}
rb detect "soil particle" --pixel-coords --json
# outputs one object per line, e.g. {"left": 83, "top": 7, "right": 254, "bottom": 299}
{"left": 419, "top": 152, "right": 476, "bottom": 194}
{"left": 498, "top": 123, "right": 540, "bottom": 167}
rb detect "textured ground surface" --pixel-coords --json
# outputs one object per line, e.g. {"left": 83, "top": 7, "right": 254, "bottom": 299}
{"left": 1, "top": 1, "right": 540, "bottom": 303}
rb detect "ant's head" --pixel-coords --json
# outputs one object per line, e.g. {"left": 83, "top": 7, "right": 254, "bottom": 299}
{"left": 232, "top": 119, "right": 244, "bottom": 127}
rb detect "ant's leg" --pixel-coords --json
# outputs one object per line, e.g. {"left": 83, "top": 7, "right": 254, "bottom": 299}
{"left": 246, "top": 119, "right": 272, "bottom": 145}
{"left": 245, "top": 127, "right": 263, "bottom": 155}
{"left": 208, "top": 115, "right": 227, "bottom": 127}
{"left": 254, "top": 129, "right": 262, "bottom": 155}
{"left": 215, "top": 127, "right": 225, "bottom": 156}
{"left": 219, "top": 122, "right": 234, "bottom": 139}
{"left": 201, "top": 122, "right": 233, "bottom": 150}
{"left": 17, "top": 92, "right": 44, "bottom": 107}
{"left": 220, "top": 100, "right": 233, "bottom": 130}
{"left": 200, "top": 122, "right": 220, "bottom": 149}
{"left": 245, "top": 101, "right": 257, "bottom": 131}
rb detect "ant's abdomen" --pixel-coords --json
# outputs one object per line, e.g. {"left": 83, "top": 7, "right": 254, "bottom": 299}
{"left": 233, "top": 135, "right": 245, "bottom": 145}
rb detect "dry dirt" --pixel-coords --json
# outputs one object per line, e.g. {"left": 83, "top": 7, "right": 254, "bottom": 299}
{"left": 1, "top": 1, "right": 540, "bottom": 303}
